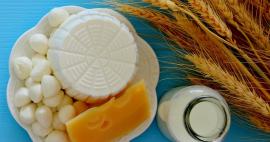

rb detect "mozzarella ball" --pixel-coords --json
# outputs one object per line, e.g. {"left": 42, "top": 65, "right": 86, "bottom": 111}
{"left": 14, "top": 87, "right": 31, "bottom": 107}
{"left": 43, "top": 91, "right": 64, "bottom": 107}
{"left": 32, "top": 54, "right": 46, "bottom": 67}
{"left": 57, "top": 95, "right": 73, "bottom": 110}
{"left": 32, "top": 122, "right": 52, "bottom": 137}
{"left": 48, "top": 8, "right": 69, "bottom": 27}
{"left": 58, "top": 105, "right": 76, "bottom": 124}
{"left": 52, "top": 113, "right": 65, "bottom": 131}
{"left": 31, "top": 60, "right": 51, "bottom": 82}
{"left": 35, "top": 106, "right": 53, "bottom": 128}
{"left": 19, "top": 103, "right": 36, "bottom": 125}
{"left": 41, "top": 75, "right": 61, "bottom": 98}
{"left": 29, "top": 84, "right": 43, "bottom": 103}
{"left": 29, "top": 34, "right": 49, "bottom": 55}
{"left": 45, "top": 130, "right": 69, "bottom": 142}
{"left": 25, "top": 77, "right": 37, "bottom": 88}
{"left": 13, "top": 56, "right": 32, "bottom": 80}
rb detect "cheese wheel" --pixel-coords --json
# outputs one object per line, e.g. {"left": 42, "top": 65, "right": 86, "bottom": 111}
{"left": 48, "top": 11, "right": 137, "bottom": 99}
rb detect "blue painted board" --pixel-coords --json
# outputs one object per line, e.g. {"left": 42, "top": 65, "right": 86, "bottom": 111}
{"left": 0, "top": 0, "right": 269, "bottom": 142}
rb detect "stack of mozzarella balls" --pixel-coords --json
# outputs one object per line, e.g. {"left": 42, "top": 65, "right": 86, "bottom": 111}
{"left": 13, "top": 8, "right": 88, "bottom": 142}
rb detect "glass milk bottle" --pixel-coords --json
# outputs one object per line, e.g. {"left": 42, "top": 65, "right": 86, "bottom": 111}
{"left": 157, "top": 85, "right": 231, "bottom": 142}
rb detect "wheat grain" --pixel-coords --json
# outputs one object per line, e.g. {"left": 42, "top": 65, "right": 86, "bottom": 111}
{"left": 185, "top": 54, "right": 270, "bottom": 118}
{"left": 188, "top": 0, "right": 232, "bottom": 40}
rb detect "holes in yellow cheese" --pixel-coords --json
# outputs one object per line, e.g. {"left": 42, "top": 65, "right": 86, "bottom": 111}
{"left": 66, "top": 80, "right": 151, "bottom": 142}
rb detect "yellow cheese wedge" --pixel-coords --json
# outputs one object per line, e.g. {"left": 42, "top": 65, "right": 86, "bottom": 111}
{"left": 66, "top": 80, "right": 151, "bottom": 142}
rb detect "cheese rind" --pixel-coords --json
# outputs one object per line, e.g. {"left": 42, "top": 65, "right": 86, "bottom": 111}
{"left": 66, "top": 81, "right": 150, "bottom": 142}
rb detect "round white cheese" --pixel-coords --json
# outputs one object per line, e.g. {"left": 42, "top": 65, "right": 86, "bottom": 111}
{"left": 48, "top": 12, "right": 137, "bottom": 99}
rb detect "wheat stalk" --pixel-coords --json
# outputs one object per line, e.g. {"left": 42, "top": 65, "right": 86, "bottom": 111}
{"left": 188, "top": 0, "right": 232, "bottom": 40}
{"left": 185, "top": 54, "right": 270, "bottom": 118}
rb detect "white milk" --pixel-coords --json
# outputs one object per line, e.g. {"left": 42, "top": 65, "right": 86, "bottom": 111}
{"left": 157, "top": 85, "right": 230, "bottom": 142}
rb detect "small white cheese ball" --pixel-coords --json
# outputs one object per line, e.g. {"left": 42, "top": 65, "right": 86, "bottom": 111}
{"left": 32, "top": 54, "right": 46, "bottom": 67}
{"left": 31, "top": 60, "right": 51, "bottom": 82}
{"left": 29, "top": 84, "right": 43, "bottom": 103}
{"left": 29, "top": 34, "right": 49, "bottom": 55}
{"left": 43, "top": 91, "right": 64, "bottom": 107}
{"left": 41, "top": 75, "right": 61, "bottom": 98}
{"left": 13, "top": 56, "right": 32, "bottom": 80}
{"left": 57, "top": 95, "right": 73, "bottom": 110}
{"left": 58, "top": 105, "right": 76, "bottom": 124}
{"left": 48, "top": 8, "right": 69, "bottom": 27}
{"left": 35, "top": 105, "right": 53, "bottom": 128}
{"left": 32, "top": 122, "right": 52, "bottom": 137}
{"left": 19, "top": 103, "right": 36, "bottom": 125}
{"left": 25, "top": 77, "right": 37, "bottom": 88}
{"left": 14, "top": 87, "right": 31, "bottom": 107}
{"left": 52, "top": 112, "right": 65, "bottom": 131}
{"left": 45, "top": 130, "right": 69, "bottom": 142}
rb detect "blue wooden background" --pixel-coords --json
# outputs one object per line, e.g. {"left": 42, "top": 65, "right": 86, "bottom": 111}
{"left": 0, "top": 0, "right": 269, "bottom": 142}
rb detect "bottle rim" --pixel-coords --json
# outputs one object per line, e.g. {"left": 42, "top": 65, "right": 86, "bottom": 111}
{"left": 184, "top": 97, "right": 229, "bottom": 142}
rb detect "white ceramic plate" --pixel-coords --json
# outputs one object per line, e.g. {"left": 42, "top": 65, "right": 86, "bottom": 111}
{"left": 7, "top": 6, "right": 159, "bottom": 142}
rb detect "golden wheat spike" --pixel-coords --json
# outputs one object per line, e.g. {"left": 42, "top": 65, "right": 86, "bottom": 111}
{"left": 188, "top": 0, "right": 232, "bottom": 40}
{"left": 185, "top": 54, "right": 270, "bottom": 119}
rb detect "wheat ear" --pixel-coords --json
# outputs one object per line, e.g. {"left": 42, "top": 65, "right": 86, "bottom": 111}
{"left": 185, "top": 54, "right": 270, "bottom": 118}
{"left": 188, "top": 0, "right": 232, "bottom": 40}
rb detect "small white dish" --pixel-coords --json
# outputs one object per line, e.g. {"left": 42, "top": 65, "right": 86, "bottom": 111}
{"left": 7, "top": 6, "right": 159, "bottom": 142}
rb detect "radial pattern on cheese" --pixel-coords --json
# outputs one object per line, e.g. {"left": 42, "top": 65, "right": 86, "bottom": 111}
{"left": 48, "top": 11, "right": 137, "bottom": 99}
{"left": 66, "top": 81, "right": 151, "bottom": 142}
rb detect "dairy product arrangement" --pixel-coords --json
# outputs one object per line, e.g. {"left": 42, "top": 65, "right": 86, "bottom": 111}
{"left": 8, "top": 6, "right": 159, "bottom": 142}
{"left": 7, "top": 4, "right": 232, "bottom": 142}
